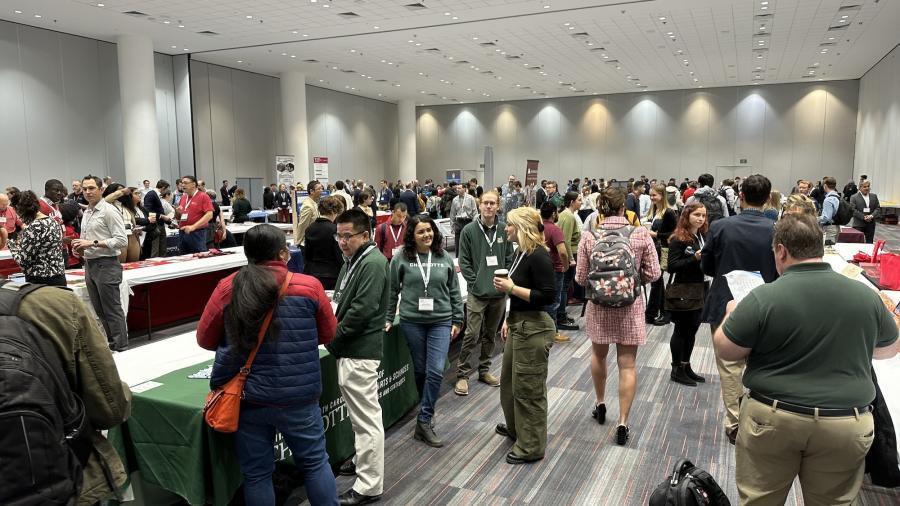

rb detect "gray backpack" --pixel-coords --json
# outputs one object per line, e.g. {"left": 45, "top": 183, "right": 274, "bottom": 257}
{"left": 586, "top": 226, "right": 641, "bottom": 307}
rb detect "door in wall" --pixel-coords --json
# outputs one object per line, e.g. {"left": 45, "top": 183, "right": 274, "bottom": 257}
{"left": 236, "top": 177, "right": 265, "bottom": 209}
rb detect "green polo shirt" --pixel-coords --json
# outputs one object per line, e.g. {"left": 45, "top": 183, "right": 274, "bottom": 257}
{"left": 723, "top": 262, "right": 897, "bottom": 408}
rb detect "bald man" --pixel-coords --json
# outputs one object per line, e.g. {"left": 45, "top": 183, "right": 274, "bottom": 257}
{"left": 0, "top": 193, "right": 22, "bottom": 240}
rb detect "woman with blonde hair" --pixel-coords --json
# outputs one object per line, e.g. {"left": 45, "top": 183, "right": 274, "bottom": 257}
{"left": 575, "top": 187, "right": 660, "bottom": 445}
{"left": 764, "top": 190, "right": 783, "bottom": 220}
{"left": 491, "top": 207, "right": 558, "bottom": 465}
{"left": 783, "top": 193, "right": 817, "bottom": 217}
{"left": 645, "top": 183, "right": 678, "bottom": 326}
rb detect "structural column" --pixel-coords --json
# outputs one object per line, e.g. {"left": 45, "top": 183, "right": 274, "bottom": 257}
{"left": 281, "top": 71, "right": 310, "bottom": 183}
{"left": 117, "top": 34, "right": 161, "bottom": 185}
{"left": 398, "top": 99, "right": 417, "bottom": 184}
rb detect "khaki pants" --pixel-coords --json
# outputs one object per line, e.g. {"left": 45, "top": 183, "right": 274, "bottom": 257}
{"left": 456, "top": 294, "right": 505, "bottom": 379}
{"left": 736, "top": 396, "right": 874, "bottom": 506}
{"left": 500, "top": 311, "right": 555, "bottom": 460}
{"left": 337, "top": 358, "right": 384, "bottom": 496}
{"left": 712, "top": 323, "right": 745, "bottom": 432}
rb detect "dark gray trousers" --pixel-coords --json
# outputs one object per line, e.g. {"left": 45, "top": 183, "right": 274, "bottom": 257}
{"left": 85, "top": 256, "right": 128, "bottom": 349}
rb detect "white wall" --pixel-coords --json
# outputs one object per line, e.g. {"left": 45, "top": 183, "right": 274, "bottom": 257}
{"left": 0, "top": 20, "right": 180, "bottom": 191}
{"left": 190, "top": 61, "right": 398, "bottom": 186}
{"left": 855, "top": 44, "right": 900, "bottom": 204}
{"left": 417, "top": 81, "right": 859, "bottom": 194}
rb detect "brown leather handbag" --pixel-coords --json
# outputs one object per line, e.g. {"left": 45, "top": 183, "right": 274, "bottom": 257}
{"left": 203, "top": 273, "right": 292, "bottom": 432}
{"left": 663, "top": 273, "right": 706, "bottom": 312}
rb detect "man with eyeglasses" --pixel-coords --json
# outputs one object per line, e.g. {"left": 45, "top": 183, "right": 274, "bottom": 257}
{"left": 295, "top": 180, "right": 323, "bottom": 248}
{"left": 328, "top": 209, "right": 389, "bottom": 505}
{"left": 176, "top": 175, "right": 214, "bottom": 254}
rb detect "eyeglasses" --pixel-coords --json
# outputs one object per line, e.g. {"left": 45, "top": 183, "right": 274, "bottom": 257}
{"left": 334, "top": 231, "right": 366, "bottom": 242}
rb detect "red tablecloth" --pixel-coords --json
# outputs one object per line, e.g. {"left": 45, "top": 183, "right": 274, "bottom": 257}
{"left": 376, "top": 213, "right": 390, "bottom": 225}
{"left": 838, "top": 227, "right": 865, "bottom": 243}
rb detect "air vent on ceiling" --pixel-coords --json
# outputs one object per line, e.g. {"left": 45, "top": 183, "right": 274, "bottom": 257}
{"left": 838, "top": 4, "right": 862, "bottom": 12}
{"left": 827, "top": 24, "right": 850, "bottom": 31}
{"left": 520, "top": 86, "right": 532, "bottom": 90}
{"left": 341, "top": 69, "right": 356, "bottom": 73}
{"left": 558, "top": 82, "right": 573, "bottom": 86}
{"left": 197, "top": 30, "right": 219, "bottom": 36}
{"left": 801, "top": 75, "right": 816, "bottom": 79}
{"left": 123, "top": 10, "right": 148, "bottom": 17}
{"left": 338, "top": 12, "right": 360, "bottom": 18}
{"left": 819, "top": 42, "right": 837, "bottom": 47}
{"left": 427, "top": 93, "right": 439, "bottom": 96}
{"left": 571, "top": 32, "right": 590, "bottom": 39}
{"left": 480, "top": 70, "right": 494, "bottom": 74}
{"left": 404, "top": 2, "right": 428, "bottom": 10}
{"left": 603, "top": 59, "right": 620, "bottom": 64}
{"left": 504, "top": 55, "right": 521, "bottom": 60}
{"left": 302, "top": 59, "right": 319, "bottom": 63}
{"left": 374, "top": 79, "right": 388, "bottom": 82}
{"left": 454, "top": 60, "right": 470, "bottom": 64}
{"left": 479, "top": 42, "right": 497, "bottom": 47}
{"left": 753, "top": 14, "right": 773, "bottom": 21}
{"left": 527, "top": 66, "right": 542, "bottom": 70}
{"left": 425, "top": 48, "right": 441, "bottom": 53}
{"left": 589, "top": 47, "right": 607, "bottom": 52}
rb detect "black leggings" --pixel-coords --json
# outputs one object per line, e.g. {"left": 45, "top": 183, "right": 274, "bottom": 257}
{"left": 645, "top": 276, "right": 666, "bottom": 319}
{"left": 669, "top": 309, "right": 702, "bottom": 364}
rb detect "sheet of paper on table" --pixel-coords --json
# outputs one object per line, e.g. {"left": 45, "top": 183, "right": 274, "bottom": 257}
{"left": 841, "top": 263, "right": 864, "bottom": 280}
{"left": 187, "top": 364, "right": 213, "bottom": 379}
{"left": 131, "top": 381, "right": 163, "bottom": 393}
{"left": 724, "top": 270, "right": 764, "bottom": 303}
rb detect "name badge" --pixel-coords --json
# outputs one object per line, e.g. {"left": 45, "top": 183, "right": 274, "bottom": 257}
{"left": 486, "top": 255, "right": 499, "bottom": 266}
{"left": 282, "top": 201, "right": 287, "bottom": 206}
{"left": 418, "top": 297, "right": 434, "bottom": 312}
{"left": 0, "top": 217, "right": 6, "bottom": 224}
{"left": 392, "top": 246, "right": 403, "bottom": 256}
{"left": 180, "top": 214, "right": 189, "bottom": 222}
{"left": 863, "top": 207, "right": 870, "bottom": 213}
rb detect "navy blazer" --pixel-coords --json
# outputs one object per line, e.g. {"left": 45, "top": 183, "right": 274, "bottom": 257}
{"left": 143, "top": 189, "right": 164, "bottom": 217}
{"left": 700, "top": 209, "right": 779, "bottom": 326}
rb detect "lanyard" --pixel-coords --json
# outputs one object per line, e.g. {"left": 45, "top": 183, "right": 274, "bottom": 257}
{"left": 389, "top": 223, "right": 403, "bottom": 243}
{"left": 480, "top": 219, "right": 497, "bottom": 251}
{"left": 182, "top": 192, "right": 195, "bottom": 212}
{"left": 339, "top": 245, "right": 376, "bottom": 293}
{"left": 508, "top": 251, "right": 526, "bottom": 278}
{"left": 697, "top": 234, "right": 705, "bottom": 250}
{"left": 415, "top": 250, "right": 432, "bottom": 296}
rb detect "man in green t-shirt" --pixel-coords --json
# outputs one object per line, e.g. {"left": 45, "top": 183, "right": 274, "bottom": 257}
{"left": 713, "top": 213, "right": 898, "bottom": 506}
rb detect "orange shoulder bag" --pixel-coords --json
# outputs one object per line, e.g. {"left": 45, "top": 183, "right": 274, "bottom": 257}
{"left": 203, "top": 273, "right": 292, "bottom": 433}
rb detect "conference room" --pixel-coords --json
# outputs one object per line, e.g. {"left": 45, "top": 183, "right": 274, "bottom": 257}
{"left": 1, "top": 0, "right": 899, "bottom": 505}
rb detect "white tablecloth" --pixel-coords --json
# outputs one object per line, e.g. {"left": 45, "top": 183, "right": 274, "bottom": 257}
{"left": 165, "top": 222, "right": 293, "bottom": 238}
{"left": 0, "top": 248, "right": 11, "bottom": 261}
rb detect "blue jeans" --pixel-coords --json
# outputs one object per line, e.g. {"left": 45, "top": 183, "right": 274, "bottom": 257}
{"left": 234, "top": 402, "right": 338, "bottom": 506}
{"left": 178, "top": 228, "right": 208, "bottom": 254}
{"left": 556, "top": 265, "right": 575, "bottom": 322}
{"left": 545, "top": 271, "right": 566, "bottom": 328}
{"left": 400, "top": 320, "right": 451, "bottom": 424}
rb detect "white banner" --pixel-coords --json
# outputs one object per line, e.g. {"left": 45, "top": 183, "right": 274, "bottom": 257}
{"left": 275, "top": 155, "right": 295, "bottom": 188}
{"left": 313, "top": 156, "right": 329, "bottom": 184}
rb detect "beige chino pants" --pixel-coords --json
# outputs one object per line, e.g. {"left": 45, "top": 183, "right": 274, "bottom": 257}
{"left": 337, "top": 358, "right": 385, "bottom": 496}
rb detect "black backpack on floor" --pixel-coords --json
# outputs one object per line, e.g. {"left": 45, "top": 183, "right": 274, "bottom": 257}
{"left": 649, "top": 459, "right": 731, "bottom": 506}
{"left": 0, "top": 282, "right": 92, "bottom": 506}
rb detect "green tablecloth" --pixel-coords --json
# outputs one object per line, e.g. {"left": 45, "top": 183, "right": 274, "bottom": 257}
{"left": 109, "top": 330, "right": 418, "bottom": 505}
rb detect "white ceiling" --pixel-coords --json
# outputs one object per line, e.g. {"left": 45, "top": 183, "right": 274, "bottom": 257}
{"left": 4, "top": 0, "right": 899, "bottom": 105}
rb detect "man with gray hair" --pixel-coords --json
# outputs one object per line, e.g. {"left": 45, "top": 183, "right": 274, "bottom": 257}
{"left": 0, "top": 193, "right": 21, "bottom": 240}
{"left": 714, "top": 212, "right": 897, "bottom": 505}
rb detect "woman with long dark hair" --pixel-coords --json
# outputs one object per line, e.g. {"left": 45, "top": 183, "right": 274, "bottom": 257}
{"left": 666, "top": 202, "right": 709, "bottom": 386}
{"left": 7, "top": 190, "right": 66, "bottom": 286}
{"left": 197, "top": 224, "right": 338, "bottom": 505}
{"left": 491, "top": 207, "right": 558, "bottom": 464}
{"left": 385, "top": 215, "right": 462, "bottom": 447}
{"left": 575, "top": 187, "right": 660, "bottom": 445}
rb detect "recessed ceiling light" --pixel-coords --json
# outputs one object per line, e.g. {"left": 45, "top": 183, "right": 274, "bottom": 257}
{"left": 500, "top": 51, "right": 506, "bottom": 55}
{"left": 323, "top": 3, "right": 329, "bottom": 7}
{"left": 761, "top": 1, "right": 768, "bottom": 4}
{"left": 408, "top": 40, "right": 414, "bottom": 43}
{"left": 34, "top": 14, "right": 41, "bottom": 18}
{"left": 311, "top": 0, "right": 317, "bottom": 2}
{"left": 523, "top": 63, "right": 529, "bottom": 66}
{"left": 332, "top": 66, "right": 338, "bottom": 69}
{"left": 757, "top": 54, "right": 763, "bottom": 58}
{"left": 292, "top": 30, "right": 299, "bottom": 34}
{"left": 444, "top": 12, "right": 451, "bottom": 16}
{"left": 543, "top": 4, "right": 550, "bottom": 8}
{"left": 659, "top": 16, "right": 666, "bottom": 21}
{"left": 367, "top": 76, "right": 372, "bottom": 79}
{"left": 466, "top": 88, "right": 472, "bottom": 91}
{"left": 97, "top": 3, "right": 104, "bottom": 6}
{"left": 319, "top": 79, "right": 323, "bottom": 82}
{"left": 828, "top": 36, "right": 835, "bottom": 40}
{"left": 415, "top": 43, "right": 421, "bottom": 46}
{"left": 350, "top": 49, "right": 356, "bottom": 52}
{"left": 237, "top": 60, "right": 243, "bottom": 63}
{"left": 447, "top": 57, "right": 453, "bottom": 60}
{"left": 420, "top": 90, "right": 426, "bottom": 94}
{"left": 563, "top": 22, "right": 570, "bottom": 26}
{"left": 452, "top": 16, "right": 458, "bottom": 20}
{"left": 246, "top": 15, "right": 253, "bottom": 19}
{"left": 172, "top": 45, "right": 177, "bottom": 49}
{"left": 163, "top": 20, "right": 171, "bottom": 24}
{"left": 178, "top": 24, "right": 185, "bottom": 28}
{"left": 761, "top": 5, "right": 767, "bottom": 10}
{"left": 587, "top": 42, "right": 593, "bottom": 46}
{"left": 380, "top": 59, "right": 386, "bottom": 63}
{"left": 361, "top": 74, "right": 366, "bottom": 77}
{"left": 346, "top": 86, "right": 350, "bottom": 89}
{"left": 568, "top": 26, "right": 575, "bottom": 30}
{"left": 693, "top": 78, "right": 699, "bottom": 82}
{"left": 760, "top": 26, "right": 766, "bottom": 30}
{"left": 291, "top": 55, "right": 297, "bottom": 58}
{"left": 666, "top": 31, "right": 674, "bottom": 35}
{"left": 373, "top": 26, "right": 379, "bottom": 29}
{"left": 281, "top": 52, "right": 287, "bottom": 56}
{"left": 516, "top": 84, "right": 521, "bottom": 87}
{"left": 183, "top": 48, "right": 189, "bottom": 51}
{"left": 442, "top": 96, "right": 447, "bottom": 99}
{"left": 841, "top": 15, "right": 849, "bottom": 19}
{"left": 821, "top": 49, "right": 828, "bottom": 53}
{"left": 418, "top": 72, "right": 424, "bottom": 75}
{"left": 14, "top": 10, "right": 21, "bottom": 14}
{"left": 378, "top": 93, "right": 383, "bottom": 96}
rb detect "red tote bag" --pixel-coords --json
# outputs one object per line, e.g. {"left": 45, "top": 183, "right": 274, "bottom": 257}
{"left": 879, "top": 253, "right": 900, "bottom": 290}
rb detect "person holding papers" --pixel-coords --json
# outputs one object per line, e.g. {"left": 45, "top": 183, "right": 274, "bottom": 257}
{"left": 700, "top": 174, "right": 779, "bottom": 445}
{"left": 385, "top": 215, "right": 462, "bottom": 448}
{"left": 198, "top": 224, "right": 338, "bottom": 506}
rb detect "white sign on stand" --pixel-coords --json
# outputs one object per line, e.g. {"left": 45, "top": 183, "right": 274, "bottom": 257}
{"left": 275, "top": 155, "right": 295, "bottom": 188}
{"left": 313, "top": 156, "right": 329, "bottom": 184}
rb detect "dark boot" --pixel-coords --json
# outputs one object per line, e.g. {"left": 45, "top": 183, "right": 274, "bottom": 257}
{"left": 414, "top": 421, "right": 444, "bottom": 448}
{"left": 670, "top": 363, "right": 697, "bottom": 386}
{"left": 683, "top": 363, "right": 706, "bottom": 383}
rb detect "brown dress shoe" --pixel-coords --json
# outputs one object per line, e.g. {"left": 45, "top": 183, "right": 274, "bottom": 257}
{"left": 478, "top": 373, "right": 500, "bottom": 387}
{"left": 454, "top": 378, "right": 469, "bottom": 396}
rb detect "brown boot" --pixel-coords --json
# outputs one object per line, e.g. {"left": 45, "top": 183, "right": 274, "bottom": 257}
{"left": 478, "top": 373, "right": 500, "bottom": 387}
{"left": 454, "top": 378, "right": 469, "bottom": 396}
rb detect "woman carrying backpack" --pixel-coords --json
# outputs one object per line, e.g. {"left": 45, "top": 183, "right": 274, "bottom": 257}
{"left": 575, "top": 187, "right": 660, "bottom": 445}
{"left": 665, "top": 202, "right": 709, "bottom": 387}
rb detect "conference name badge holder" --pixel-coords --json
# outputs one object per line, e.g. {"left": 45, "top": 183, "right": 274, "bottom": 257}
{"left": 417, "top": 250, "right": 434, "bottom": 312}
{"left": 0, "top": 217, "right": 6, "bottom": 225}
{"left": 334, "top": 245, "right": 376, "bottom": 305}
{"left": 483, "top": 222, "right": 499, "bottom": 267}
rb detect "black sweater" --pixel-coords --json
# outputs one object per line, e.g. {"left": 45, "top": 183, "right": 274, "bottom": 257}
{"left": 667, "top": 236, "right": 706, "bottom": 284}
{"left": 651, "top": 208, "right": 678, "bottom": 251}
{"left": 509, "top": 247, "right": 557, "bottom": 312}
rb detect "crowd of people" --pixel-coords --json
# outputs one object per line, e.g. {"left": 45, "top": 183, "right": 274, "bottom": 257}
{"left": 1, "top": 169, "right": 897, "bottom": 506}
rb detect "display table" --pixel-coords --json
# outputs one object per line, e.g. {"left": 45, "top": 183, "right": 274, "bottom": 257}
{"left": 109, "top": 326, "right": 418, "bottom": 506}
{"left": 376, "top": 210, "right": 390, "bottom": 226}
{"left": 838, "top": 226, "right": 865, "bottom": 243}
